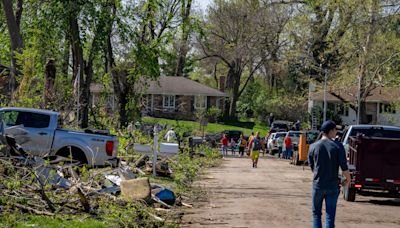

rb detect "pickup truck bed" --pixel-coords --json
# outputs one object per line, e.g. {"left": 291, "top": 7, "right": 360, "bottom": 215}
{"left": 343, "top": 136, "right": 400, "bottom": 201}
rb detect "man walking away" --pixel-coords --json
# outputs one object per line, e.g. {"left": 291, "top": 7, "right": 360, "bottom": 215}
{"left": 308, "top": 120, "right": 351, "bottom": 228}
{"left": 249, "top": 132, "right": 261, "bottom": 168}
{"left": 238, "top": 134, "right": 247, "bottom": 157}
{"left": 221, "top": 134, "right": 229, "bottom": 157}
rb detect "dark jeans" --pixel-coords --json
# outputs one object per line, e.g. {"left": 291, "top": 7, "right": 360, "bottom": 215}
{"left": 239, "top": 147, "right": 245, "bottom": 156}
{"left": 312, "top": 188, "right": 339, "bottom": 228}
{"left": 286, "top": 148, "right": 293, "bottom": 159}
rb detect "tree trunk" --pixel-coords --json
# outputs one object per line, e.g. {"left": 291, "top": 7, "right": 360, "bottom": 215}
{"left": 111, "top": 68, "right": 129, "bottom": 127}
{"left": 1, "top": 0, "right": 24, "bottom": 98}
{"left": 81, "top": 62, "right": 93, "bottom": 128}
{"left": 105, "top": 2, "right": 129, "bottom": 128}
{"left": 229, "top": 75, "right": 240, "bottom": 117}
{"left": 67, "top": 2, "right": 85, "bottom": 127}
{"left": 224, "top": 62, "right": 241, "bottom": 119}
{"left": 62, "top": 39, "right": 69, "bottom": 78}
{"left": 174, "top": 0, "right": 192, "bottom": 77}
{"left": 44, "top": 59, "right": 56, "bottom": 108}
{"left": 359, "top": 100, "right": 368, "bottom": 124}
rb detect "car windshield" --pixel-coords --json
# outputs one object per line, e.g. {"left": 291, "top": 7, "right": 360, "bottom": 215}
{"left": 349, "top": 128, "right": 400, "bottom": 138}
{"left": 288, "top": 132, "right": 301, "bottom": 137}
{"left": 273, "top": 123, "right": 287, "bottom": 128}
{"left": 287, "top": 132, "right": 301, "bottom": 144}
{"left": 306, "top": 132, "right": 319, "bottom": 144}
{"left": 274, "top": 133, "right": 286, "bottom": 138}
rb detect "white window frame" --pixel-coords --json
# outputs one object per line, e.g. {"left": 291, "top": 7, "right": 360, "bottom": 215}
{"left": 194, "top": 96, "right": 207, "bottom": 109}
{"left": 163, "top": 95, "right": 175, "bottom": 109}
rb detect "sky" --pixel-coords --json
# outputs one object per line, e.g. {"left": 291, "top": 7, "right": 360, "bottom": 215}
{"left": 196, "top": 0, "right": 212, "bottom": 11}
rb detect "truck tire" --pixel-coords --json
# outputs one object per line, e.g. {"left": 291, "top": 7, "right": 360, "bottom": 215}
{"left": 56, "top": 146, "right": 88, "bottom": 165}
{"left": 343, "top": 185, "right": 356, "bottom": 202}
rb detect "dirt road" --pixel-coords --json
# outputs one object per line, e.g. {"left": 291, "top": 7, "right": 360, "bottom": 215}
{"left": 181, "top": 156, "right": 400, "bottom": 228}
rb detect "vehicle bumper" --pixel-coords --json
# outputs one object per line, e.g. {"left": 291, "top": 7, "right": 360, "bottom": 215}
{"left": 106, "top": 157, "right": 120, "bottom": 167}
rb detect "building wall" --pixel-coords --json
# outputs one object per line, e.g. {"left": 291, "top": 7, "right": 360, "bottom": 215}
{"left": 377, "top": 102, "right": 400, "bottom": 127}
{"left": 147, "top": 95, "right": 224, "bottom": 121}
{"left": 310, "top": 100, "right": 400, "bottom": 126}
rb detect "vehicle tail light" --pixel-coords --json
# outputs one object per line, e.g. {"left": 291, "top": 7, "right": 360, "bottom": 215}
{"left": 387, "top": 179, "right": 400, "bottom": 184}
{"left": 354, "top": 184, "right": 362, "bottom": 188}
{"left": 106, "top": 141, "right": 114, "bottom": 156}
{"left": 365, "top": 178, "right": 380, "bottom": 182}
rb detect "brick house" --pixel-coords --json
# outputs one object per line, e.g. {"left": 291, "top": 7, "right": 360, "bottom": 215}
{"left": 90, "top": 76, "right": 228, "bottom": 121}
{"left": 141, "top": 76, "right": 228, "bottom": 120}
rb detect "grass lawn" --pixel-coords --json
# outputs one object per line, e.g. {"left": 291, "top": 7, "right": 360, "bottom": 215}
{"left": 142, "top": 117, "right": 269, "bottom": 136}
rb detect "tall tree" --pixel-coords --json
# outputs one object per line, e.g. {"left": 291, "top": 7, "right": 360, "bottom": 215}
{"left": 174, "top": 0, "right": 192, "bottom": 76}
{"left": 65, "top": 0, "right": 113, "bottom": 128}
{"left": 198, "top": 0, "right": 287, "bottom": 117}
{"left": 108, "top": 0, "right": 181, "bottom": 127}
{"left": 1, "top": 0, "right": 24, "bottom": 99}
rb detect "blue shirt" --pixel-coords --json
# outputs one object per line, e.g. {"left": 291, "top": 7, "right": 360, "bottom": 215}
{"left": 308, "top": 138, "right": 349, "bottom": 190}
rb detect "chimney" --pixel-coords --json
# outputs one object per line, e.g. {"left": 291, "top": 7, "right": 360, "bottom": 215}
{"left": 219, "top": 76, "right": 225, "bottom": 92}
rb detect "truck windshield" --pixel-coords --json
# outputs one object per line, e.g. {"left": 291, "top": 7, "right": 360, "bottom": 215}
{"left": 350, "top": 128, "right": 400, "bottom": 138}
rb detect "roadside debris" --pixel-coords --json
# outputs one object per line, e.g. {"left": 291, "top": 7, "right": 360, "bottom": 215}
{"left": 120, "top": 177, "right": 152, "bottom": 203}
{"left": 0, "top": 123, "right": 184, "bottom": 222}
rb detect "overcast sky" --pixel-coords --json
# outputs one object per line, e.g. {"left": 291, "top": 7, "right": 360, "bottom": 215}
{"left": 196, "top": 0, "right": 211, "bottom": 11}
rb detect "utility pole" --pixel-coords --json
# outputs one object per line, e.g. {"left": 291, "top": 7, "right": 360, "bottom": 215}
{"left": 323, "top": 68, "right": 328, "bottom": 122}
{"left": 356, "top": 74, "right": 362, "bottom": 124}
{"left": 152, "top": 125, "right": 158, "bottom": 177}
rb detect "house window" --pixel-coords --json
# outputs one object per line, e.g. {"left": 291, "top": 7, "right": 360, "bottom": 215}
{"left": 195, "top": 96, "right": 207, "bottom": 109}
{"left": 379, "top": 103, "right": 396, "bottom": 114}
{"left": 327, "top": 103, "right": 335, "bottom": 112}
{"left": 163, "top": 95, "right": 175, "bottom": 109}
{"left": 336, "top": 103, "right": 349, "bottom": 116}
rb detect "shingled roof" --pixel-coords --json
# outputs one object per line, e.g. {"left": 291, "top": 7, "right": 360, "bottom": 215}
{"left": 143, "top": 76, "right": 228, "bottom": 97}
{"left": 310, "top": 86, "right": 400, "bottom": 102}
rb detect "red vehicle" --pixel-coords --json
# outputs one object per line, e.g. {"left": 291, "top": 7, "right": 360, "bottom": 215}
{"left": 343, "top": 135, "right": 400, "bottom": 201}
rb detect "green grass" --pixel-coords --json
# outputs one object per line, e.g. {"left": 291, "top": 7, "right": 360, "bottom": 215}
{"left": 0, "top": 214, "right": 106, "bottom": 228}
{"left": 142, "top": 117, "right": 269, "bottom": 136}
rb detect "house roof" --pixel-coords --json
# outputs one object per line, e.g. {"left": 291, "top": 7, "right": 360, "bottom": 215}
{"left": 310, "top": 86, "right": 400, "bottom": 103}
{"left": 142, "top": 76, "right": 228, "bottom": 97}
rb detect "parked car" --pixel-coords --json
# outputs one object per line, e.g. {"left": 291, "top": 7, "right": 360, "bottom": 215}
{"left": 222, "top": 130, "right": 243, "bottom": 143}
{"left": 270, "top": 121, "right": 290, "bottom": 132}
{"left": 282, "top": 131, "right": 301, "bottom": 151}
{"left": 343, "top": 134, "right": 400, "bottom": 201}
{"left": 0, "top": 107, "right": 119, "bottom": 166}
{"left": 267, "top": 132, "right": 286, "bottom": 155}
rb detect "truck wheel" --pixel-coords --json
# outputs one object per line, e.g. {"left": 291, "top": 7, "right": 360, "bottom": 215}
{"left": 56, "top": 146, "right": 88, "bottom": 165}
{"left": 343, "top": 185, "right": 356, "bottom": 202}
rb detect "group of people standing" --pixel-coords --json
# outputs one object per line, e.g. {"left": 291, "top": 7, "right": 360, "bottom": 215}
{"left": 220, "top": 132, "right": 262, "bottom": 168}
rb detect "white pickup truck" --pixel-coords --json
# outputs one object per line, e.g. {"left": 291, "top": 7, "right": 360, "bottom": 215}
{"left": 0, "top": 107, "right": 119, "bottom": 167}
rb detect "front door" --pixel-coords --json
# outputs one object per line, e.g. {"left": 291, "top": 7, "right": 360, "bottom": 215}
{"left": 366, "top": 103, "right": 378, "bottom": 124}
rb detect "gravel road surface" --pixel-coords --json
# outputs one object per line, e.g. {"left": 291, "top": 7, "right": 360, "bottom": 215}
{"left": 181, "top": 156, "right": 400, "bottom": 228}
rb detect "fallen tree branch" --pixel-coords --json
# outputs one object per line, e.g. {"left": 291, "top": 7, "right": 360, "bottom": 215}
{"left": 13, "top": 202, "right": 55, "bottom": 216}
